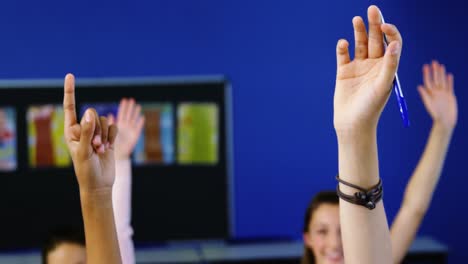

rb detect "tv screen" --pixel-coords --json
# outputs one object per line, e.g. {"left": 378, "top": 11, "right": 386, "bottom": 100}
{"left": 0, "top": 76, "right": 233, "bottom": 249}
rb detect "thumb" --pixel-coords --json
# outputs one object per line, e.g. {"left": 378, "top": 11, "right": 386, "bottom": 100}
{"left": 78, "top": 109, "right": 96, "bottom": 158}
{"left": 417, "top": 85, "right": 433, "bottom": 113}
{"left": 378, "top": 41, "right": 401, "bottom": 93}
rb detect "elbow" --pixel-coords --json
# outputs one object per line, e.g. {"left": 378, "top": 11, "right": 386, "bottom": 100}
{"left": 413, "top": 206, "right": 428, "bottom": 219}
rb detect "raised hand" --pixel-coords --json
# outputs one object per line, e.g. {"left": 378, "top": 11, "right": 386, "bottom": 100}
{"left": 108, "top": 98, "right": 145, "bottom": 160}
{"left": 418, "top": 61, "right": 457, "bottom": 131}
{"left": 334, "top": 5, "right": 403, "bottom": 134}
{"left": 334, "top": 6, "right": 401, "bottom": 263}
{"left": 63, "top": 74, "right": 118, "bottom": 193}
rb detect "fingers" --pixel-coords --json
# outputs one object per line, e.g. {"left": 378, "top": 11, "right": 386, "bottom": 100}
{"left": 439, "top": 64, "right": 446, "bottom": 89}
{"left": 336, "top": 39, "right": 350, "bottom": 67}
{"left": 377, "top": 41, "right": 401, "bottom": 90}
{"left": 107, "top": 114, "right": 115, "bottom": 126}
{"left": 353, "top": 16, "right": 368, "bottom": 60}
{"left": 424, "top": 61, "right": 452, "bottom": 91}
{"left": 432, "top": 61, "right": 445, "bottom": 88}
{"left": 136, "top": 115, "right": 145, "bottom": 137}
{"left": 125, "top": 99, "right": 135, "bottom": 122}
{"left": 63, "top": 74, "right": 78, "bottom": 129}
{"left": 132, "top": 104, "right": 142, "bottom": 124}
{"left": 380, "top": 23, "right": 403, "bottom": 50}
{"left": 423, "top": 64, "right": 433, "bottom": 90}
{"left": 98, "top": 116, "right": 109, "bottom": 154}
{"left": 79, "top": 109, "right": 116, "bottom": 155}
{"left": 417, "top": 85, "right": 432, "bottom": 110}
{"left": 447, "top": 73, "right": 454, "bottom": 93}
{"left": 78, "top": 109, "right": 96, "bottom": 158}
{"left": 377, "top": 23, "right": 402, "bottom": 88}
{"left": 117, "top": 98, "right": 128, "bottom": 124}
{"left": 367, "top": 5, "right": 384, "bottom": 58}
{"left": 116, "top": 97, "right": 142, "bottom": 127}
{"left": 90, "top": 109, "right": 102, "bottom": 150}
{"left": 108, "top": 124, "right": 118, "bottom": 147}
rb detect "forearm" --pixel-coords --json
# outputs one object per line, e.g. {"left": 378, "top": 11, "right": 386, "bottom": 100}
{"left": 337, "top": 129, "right": 392, "bottom": 264}
{"left": 113, "top": 158, "right": 135, "bottom": 264}
{"left": 81, "top": 189, "right": 122, "bottom": 264}
{"left": 402, "top": 123, "right": 453, "bottom": 212}
{"left": 390, "top": 123, "right": 453, "bottom": 263}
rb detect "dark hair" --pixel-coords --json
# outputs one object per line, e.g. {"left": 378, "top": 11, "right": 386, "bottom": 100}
{"left": 301, "top": 191, "right": 339, "bottom": 264}
{"left": 42, "top": 226, "right": 86, "bottom": 264}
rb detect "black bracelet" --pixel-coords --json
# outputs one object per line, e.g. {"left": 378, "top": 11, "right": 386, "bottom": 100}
{"left": 336, "top": 175, "right": 383, "bottom": 210}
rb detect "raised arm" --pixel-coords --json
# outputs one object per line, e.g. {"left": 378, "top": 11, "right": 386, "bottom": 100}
{"left": 334, "top": 5, "right": 402, "bottom": 264}
{"left": 109, "top": 98, "right": 145, "bottom": 264}
{"left": 63, "top": 74, "right": 122, "bottom": 264}
{"left": 391, "top": 61, "right": 457, "bottom": 263}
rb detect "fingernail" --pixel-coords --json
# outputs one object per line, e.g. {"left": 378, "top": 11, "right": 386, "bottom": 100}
{"left": 93, "top": 135, "right": 101, "bottom": 145}
{"left": 391, "top": 42, "right": 400, "bottom": 55}
{"left": 85, "top": 111, "right": 91, "bottom": 123}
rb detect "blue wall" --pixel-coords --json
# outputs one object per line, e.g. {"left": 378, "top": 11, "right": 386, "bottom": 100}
{"left": 1, "top": 0, "right": 466, "bottom": 262}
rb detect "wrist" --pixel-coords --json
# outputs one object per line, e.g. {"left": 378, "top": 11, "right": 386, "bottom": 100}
{"left": 336, "top": 126, "right": 377, "bottom": 146}
{"left": 337, "top": 128, "right": 379, "bottom": 189}
{"left": 80, "top": 187, "right": 113, "bottom": 206}
{"left": 115, "top": 153, "right": 131, "bottom": 161}
{"left": 432, "top": 122, "right": 455, "bottom": 136}
{"left": 115, "top": 156, "right": 131, "bottom": 163}
{"left": 115, "top": 159, "right": 131, "bottom": 179}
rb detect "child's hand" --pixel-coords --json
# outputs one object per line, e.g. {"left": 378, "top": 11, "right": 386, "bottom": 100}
{"left": 334, "top": 5, "right": 403, "bottom": 137}
{"left": 63, "top": 74, "right": 118, "bottom": 193}
{"left": 108, "top": 98, "right": 145, "bottom": 160}
{"left": 418, "top": 61, "right": 457, "bottom": 131}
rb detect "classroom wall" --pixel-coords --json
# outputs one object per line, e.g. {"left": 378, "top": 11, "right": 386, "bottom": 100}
{"left": 0, "top": 0, "right": 466, "bottom": 262}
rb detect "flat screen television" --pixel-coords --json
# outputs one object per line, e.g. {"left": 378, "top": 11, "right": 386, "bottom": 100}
{"left": 0, "top": 76, "right": 234, "bottom": 249}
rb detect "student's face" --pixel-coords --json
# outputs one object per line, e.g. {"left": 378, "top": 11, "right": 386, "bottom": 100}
{"left": 303, "top": 203, "right": 344, "bottom": 264}
{"left": 47, "top": 242, "right": 86, "bottom": 264}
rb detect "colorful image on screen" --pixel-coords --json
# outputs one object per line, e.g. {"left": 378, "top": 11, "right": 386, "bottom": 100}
{"left": 134, "top": 103, "right": 174, "bottom": 165}
{"left": 79, "top": 103, "right": 118, "bottom": 120}
{"left": 27, "top": 105, "right": 70, "bottom": 168}
{"left": 0, "top": 107, "right": 17, "bottom": 171}
{"left": 177, "top": 103, "right": 218, "bottom": 164}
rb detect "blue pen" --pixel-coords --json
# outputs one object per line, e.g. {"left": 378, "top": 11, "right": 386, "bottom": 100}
{"left": 379, "top": 11, "right": 410, "bottom": 127}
